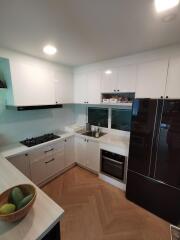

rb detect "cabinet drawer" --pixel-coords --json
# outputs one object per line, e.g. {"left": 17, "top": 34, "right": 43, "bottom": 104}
{"left": 53, "top": 141, "right": 64, "bottom": 153}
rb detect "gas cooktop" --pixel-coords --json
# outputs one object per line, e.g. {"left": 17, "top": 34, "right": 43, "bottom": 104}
{"left": 20, "top": 133, "right": 60, "bottom": 147}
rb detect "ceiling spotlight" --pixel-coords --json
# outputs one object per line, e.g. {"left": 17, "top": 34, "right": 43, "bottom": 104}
{"left": 43, "top": 45, "right": 57, "bottom": 55}
{"left": 105, "top": 70, "right": 112, "bottom": 75}
{"left": 154, "top": 0, "right": 180, "bottom": 13}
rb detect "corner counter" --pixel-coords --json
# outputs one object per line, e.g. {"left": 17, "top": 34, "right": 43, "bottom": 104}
{"left": 0, "top": 155, "right": 64, "bottom": 240}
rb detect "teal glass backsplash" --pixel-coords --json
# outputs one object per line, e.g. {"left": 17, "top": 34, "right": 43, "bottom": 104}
{"left": 0, "top": 91, "right": 75, "bottom": 146}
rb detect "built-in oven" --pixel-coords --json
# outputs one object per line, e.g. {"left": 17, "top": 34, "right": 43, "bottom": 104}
{"left": 101, "top": 150, "right": 125, "bottom": 181}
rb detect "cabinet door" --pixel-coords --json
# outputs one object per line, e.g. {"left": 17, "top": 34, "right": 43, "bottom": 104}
{"left": 75, "top": 136, "right": 87, "bottom": 166}
{"left": 117, "top": 65, "right": 137, "bottom": 92}
{"left": 74, "top": 72, "right": 87, "bottom": 103}
{"left": 54, "top": 70, "right": 74, "bottom": 104}
{"left": 47, "top": 141, "right": 65, "bottom": 177}
{"left": 64, "top": 136, "right": 75, "bottom": 168}
{"left": 101, "top": 69, "right": 118, "bottom": 93}
{"left": 136, "top": 59, "right": 168, "bottom": 98}
{"left": 10, "top": 60, "right": 55, "bottom": 106}
{"left": 7, "top": 153, "right": 30, "bottom": 177}
{"left": 87, "top": 71, "right": 101, "bottom": 104}
{"left": 86, "top": 139, "right": 100, "bottom": 172}
{"left": 165, "top": 57, "right": 180, "bottom": 99}
{"left": 29, "top": 149, "right": 47, "bottom": 185}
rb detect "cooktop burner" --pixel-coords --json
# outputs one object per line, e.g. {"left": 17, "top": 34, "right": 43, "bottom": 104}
{"left": 20, "top": 133, "right": 60, "bottom": 147}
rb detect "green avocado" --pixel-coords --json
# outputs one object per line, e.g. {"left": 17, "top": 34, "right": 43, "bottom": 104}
{"left": 17, "top": 194, "right": 34, "bottom": 210}
{"left": 11, "top": 187, "right": 24, "bottom": 206}
{"left": 0, "top": 203, "right": 16, "bottom": 214}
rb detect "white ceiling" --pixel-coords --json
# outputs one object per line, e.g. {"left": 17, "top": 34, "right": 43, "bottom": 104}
{"left": 0, "top": 0, "right": 180, "bottom": 66}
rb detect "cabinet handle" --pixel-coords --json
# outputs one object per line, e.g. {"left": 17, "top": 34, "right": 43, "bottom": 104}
{"left": 160, "top": 96, "right": 163, "bottom": 99}
{"left": 44, "top": 148, "right": 54, "bottom": 153}
{"left": 87, "top": 140, "right": 89, "bottom": 143}
{"left": 166, "top": 96, "right": 168, "bottom": 99}
{"left": 25, "top": 153, "right": 28, "bottom": 157}
{"left": 114, "top": 89, "right": 116, "bottom": 92}
{"left": 117, "top": 90, "right": 119, "bottom": 92}
{"left": 64, "top": 139, "right": 67, "bottom": 142}
{"left": 45, "top": 158, "right": 55, "bottom": 164}
{"left": 84, "top": 139, "right": 86, "bottom": 142}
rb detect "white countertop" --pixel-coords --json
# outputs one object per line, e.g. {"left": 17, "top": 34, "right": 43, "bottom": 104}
{"left": 0, "top": 155, "right": 64, "bottom": 240}
{"left": 75, "top": 131, "right": 130, "bottom": 156}
{"left": 0, "top": 132, "right": 74, "bottom": 158}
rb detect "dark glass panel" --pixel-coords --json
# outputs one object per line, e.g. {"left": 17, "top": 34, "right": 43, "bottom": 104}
{"left": 88, "top": 107, "right": 108, "bottom": 128}
{"left": 111, "top": 108, "right": 132, "bottom": 131}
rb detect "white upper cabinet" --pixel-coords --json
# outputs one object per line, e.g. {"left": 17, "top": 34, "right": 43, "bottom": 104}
{"left": 136, "top": 59, "right": 169, "bottom": 99}
{"left": 117, "top": 65, "right": 137, "bottom": 92}
{"left": 101, "top": 69, "right": 118, "bottom": 93}
{"left": 1, "top": 56, "right": 73, "bottom": 106}
{"left": 74, "top": 71, "right": 101, "bottom": 104}
{"left": 74, "top": 72, "right": 87, "bottom": 104}
{"left": 10, "top": 60, "right": 56, "bottom": 106}
{"left": 101, "top": 65, "right": 136, "bottom": 93}
{"left": 165, "top": 57, "right": 180, "bottom": 99}
{"left": 54, "top": 70, "right": 74, "bottom": 104}
{"left": 87, "top": 71, "right": 101, "bottom": 104}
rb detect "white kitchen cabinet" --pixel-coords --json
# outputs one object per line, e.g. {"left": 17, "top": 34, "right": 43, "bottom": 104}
{"left": 29, "top": 141, "right": 65, "bottom": 185}
{"left": 75, "top": 136, "right": 87, "bottom": 166}
{"left": 46, "top": 141, "right": 65, "bottom": 178}
{"left": 64, "top": 136, "right": 75, "bottom": 168}
{"left": 74, "top": 72, "right": 87, "bottom": 104}
{"left": 165, "top": 57, "right": 180, "bottom": 99}
{"left": 87, "top": 71, "right": 101, "bottom": 104}
{"left": 75, "top": 135, "right": 100, "bottom": 172}
{"left": 54, "top": 70, "right": 74, "bottom": 104}
{"left": 117, "top": 65, "right": 137, "bottom": 92}
{"left": 136, "top": 59, "right": 169, "bottom": 99}
{"left": 86, "top": 139, "right": 100, "bottom": 172}
{"left": 74, "top": 71, "right": 101, "bottom": 104}
{"left": 7, "top": 153, "right": 30, "bottom": 178}
{"left": 29, "top": 146, "right": 49, "bottom": 185}
{"left": 101, "top": 69, "right": 118, "bottom": 93}
{"left": 9, "top": 60, "right": 56, "bottom": 106}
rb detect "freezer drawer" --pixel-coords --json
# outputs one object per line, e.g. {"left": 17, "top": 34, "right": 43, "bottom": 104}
{"left": 126, "top": 170, "right": 180, "bottom": 225}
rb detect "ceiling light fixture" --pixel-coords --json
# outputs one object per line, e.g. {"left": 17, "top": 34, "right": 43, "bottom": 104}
{"left": 154, "top": 0, "right": 180, "bottom": 13}
{"left": 43, "top": 45, "right": 57, "bottom": 55}
{"left": 105, "top": 70, "right": 112, "bottom": 75}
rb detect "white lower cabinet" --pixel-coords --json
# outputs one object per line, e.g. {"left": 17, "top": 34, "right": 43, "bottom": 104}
{"left": 29, "top": 142, "right": 65, "bottom": 185}
{"left": 75, "top": 136, "right": 100, "bottom": 173}
{"left": 86, "top": 139, "right": 100, "bottom": 172}
{"left": 64, "top": 136, "right": 75, "bottom": 168}
{"left": 7, "top": 153, "right": 30, "bottom": 178}
{"left": 75, "top": 136, "right": 87, "bottom": 166}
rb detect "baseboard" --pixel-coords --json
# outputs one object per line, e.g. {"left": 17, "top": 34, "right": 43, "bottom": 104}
{"left": 99, "top": 173, "right": 126, "bottom": 191}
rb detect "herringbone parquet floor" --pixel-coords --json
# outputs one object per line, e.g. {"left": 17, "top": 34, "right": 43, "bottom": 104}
{"left": 42, "top": 166, "right": 170, "bottom": 240}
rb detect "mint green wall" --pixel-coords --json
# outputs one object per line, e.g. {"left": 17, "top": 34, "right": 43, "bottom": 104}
{"left": 0, "top": 91, "right": 75, "bottom": 146}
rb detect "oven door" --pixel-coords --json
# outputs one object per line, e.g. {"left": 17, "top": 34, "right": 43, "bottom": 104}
{"left": 101, "top": 156, "right": 124, "bottom": 181}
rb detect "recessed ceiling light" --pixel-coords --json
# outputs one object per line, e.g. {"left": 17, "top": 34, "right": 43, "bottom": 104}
{"left": 43, "top": 45, "right": 57, "bottom": 55}
{"left": 105, "top": 70, "right": 112, "bottom": 75}
{"left": 154, "top": 0, "right": 180, "bottom": 13}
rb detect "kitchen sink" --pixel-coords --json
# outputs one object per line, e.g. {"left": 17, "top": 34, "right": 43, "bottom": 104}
{"left": 81, "top": 131, "right": 107, "bottom": 138}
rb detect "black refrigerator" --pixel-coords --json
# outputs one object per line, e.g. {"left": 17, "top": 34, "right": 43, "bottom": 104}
{"left": 126, "top": 99, "right": 180, "bottom": 225}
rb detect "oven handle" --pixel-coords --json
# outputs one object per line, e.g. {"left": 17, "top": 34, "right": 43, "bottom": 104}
{"left": 102, "top": 156, "right": 124, "bottom": 165}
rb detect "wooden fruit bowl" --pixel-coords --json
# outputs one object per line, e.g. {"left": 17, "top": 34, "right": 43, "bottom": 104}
{"left": 0, "top": 184, "right": 37, "bottom": 222}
